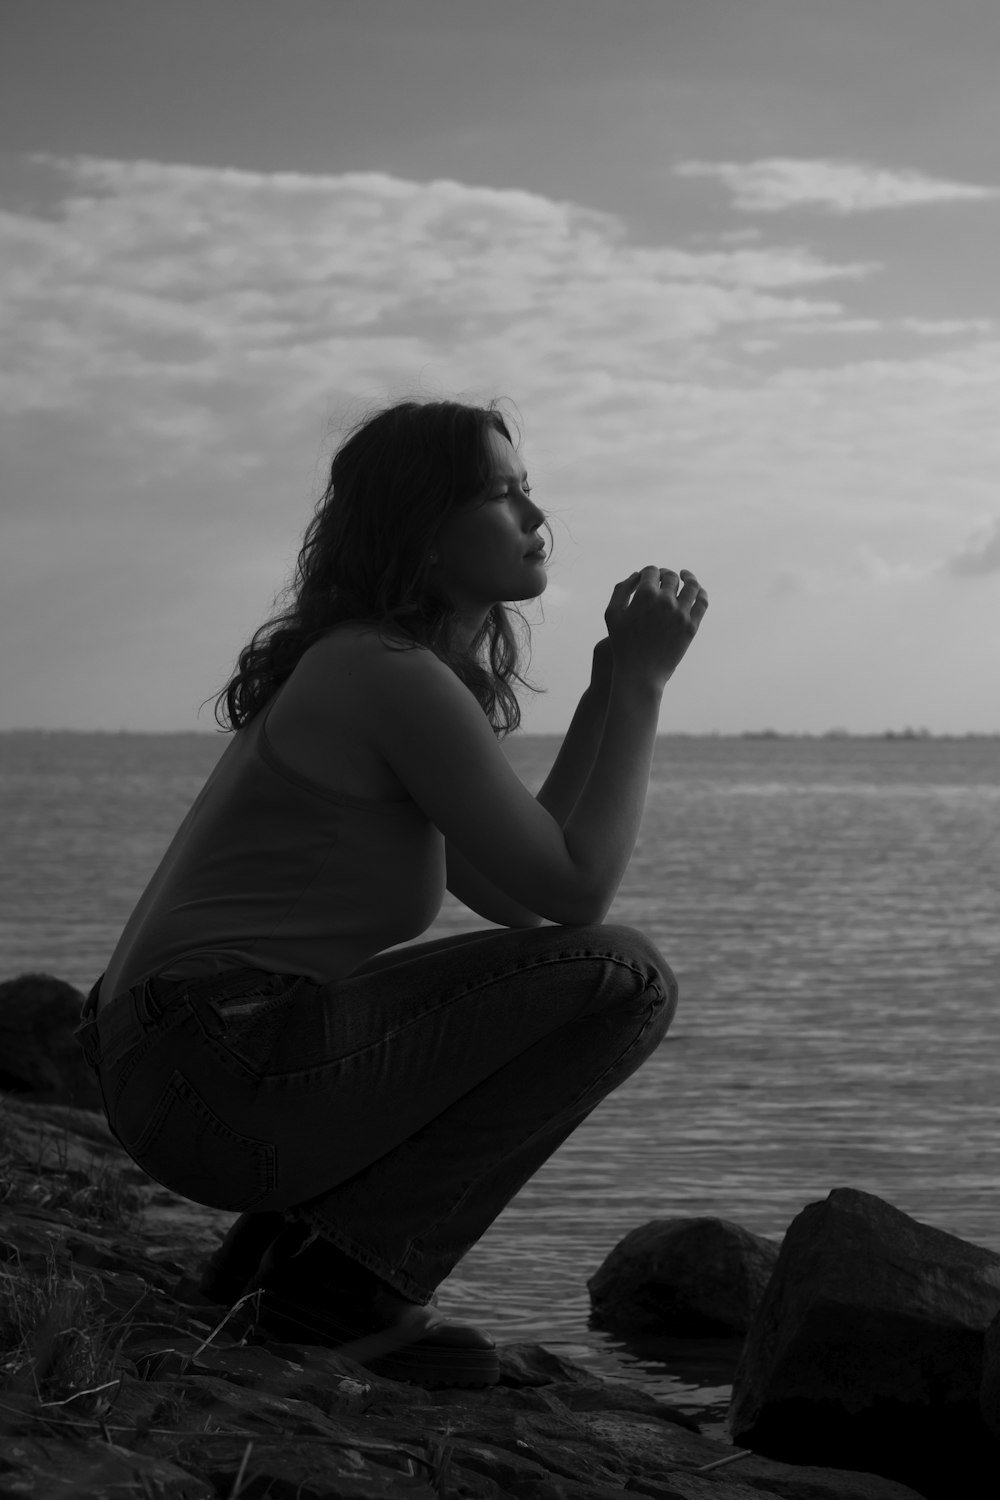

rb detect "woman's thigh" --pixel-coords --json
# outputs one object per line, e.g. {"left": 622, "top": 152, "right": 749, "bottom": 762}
{"left": 114, "top": 923, "right": 675, "bottom": 1211}
{"left": 262, "top": 921, "right": 672, "bottom": 1094}
{"left": 345, "top": 924, "right": 505, "bottom": 976}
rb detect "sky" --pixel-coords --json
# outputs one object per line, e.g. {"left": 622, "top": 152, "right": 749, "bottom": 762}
{"left": 2, "top": 0, "right": 999, "bottom": 735}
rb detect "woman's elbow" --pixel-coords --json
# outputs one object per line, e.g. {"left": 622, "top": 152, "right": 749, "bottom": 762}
{"left": 540, "top": 891, "right": 610, "bottom": 927}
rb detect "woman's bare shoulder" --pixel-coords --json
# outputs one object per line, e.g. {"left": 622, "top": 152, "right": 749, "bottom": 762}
{"left": 310, "top": 621, "right": 426, "bottom": 662}
{"left": 266, "top": 625, "right": 435, "bottom": 800}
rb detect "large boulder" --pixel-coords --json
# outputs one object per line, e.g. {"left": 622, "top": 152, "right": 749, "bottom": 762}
{"left": 981, "top": 1306, "right": 1000, "bottom": 1441}
{"left": 0, "top": 971, "right": 101, "bottom": 1109}
{"left": 588, "top": 1216, "right": 780, "bottom": 1335}
{"left": 730, "top": 1187, "right": 1000, "bottom": 1498}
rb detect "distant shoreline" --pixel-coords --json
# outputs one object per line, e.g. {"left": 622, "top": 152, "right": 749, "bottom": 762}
{"left": 2, "top": 728, "right": 998, "bottom": 741}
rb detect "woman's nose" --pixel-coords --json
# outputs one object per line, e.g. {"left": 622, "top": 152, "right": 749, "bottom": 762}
{"left": 523, "top": 498, "right": 546, "bottom": 531}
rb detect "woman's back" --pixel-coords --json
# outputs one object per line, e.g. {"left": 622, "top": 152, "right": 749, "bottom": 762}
{"left": 264, "top": 624, "right": 414, "bottom": 802}
{"left": 99, "top": 628, "right": 447, "bottom": 1003}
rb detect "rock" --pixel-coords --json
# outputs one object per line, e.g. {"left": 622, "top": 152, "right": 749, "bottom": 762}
{"left": 730, "top": 1186, "right": 1000, "bottom": 1498}
{"left": 498, "top": 1340, "right": 621, "bottom": 1388}
{"left": 0, "top": 970, "right": 100, "bottom": 1108}
{"left": 0, "top": 1093, "right": 930, "bottom": 1500}
{"left": 711, "top": 1463, "right": 937, "bottom": 1500}
{"left": 0, "top": 1434, "right": 216, "bottom": 1499}
{"left": 588, "top": 1215, "right": 780, "bottom": 1335}
{"left": 981, "top": 1305, "right": 1000, "bottom": 1440}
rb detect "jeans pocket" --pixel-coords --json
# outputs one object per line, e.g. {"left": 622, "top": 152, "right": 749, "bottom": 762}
{"left": 195, "top": 978, "right": 309, "bottom": 1080}
{"left": 124, "top": 1070, "right": 278, "bottom": 1212}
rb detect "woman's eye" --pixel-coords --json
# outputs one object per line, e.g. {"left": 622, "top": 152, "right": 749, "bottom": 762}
{"left": 489, "top": 481, "right": 530, "bottom": 500}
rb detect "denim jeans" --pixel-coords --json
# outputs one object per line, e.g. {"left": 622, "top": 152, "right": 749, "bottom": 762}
{"left": 76, "top": 923, "right": 676, "bottom": 1303}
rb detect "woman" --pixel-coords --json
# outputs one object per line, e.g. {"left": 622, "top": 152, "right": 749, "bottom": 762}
{"left": 77, "top": 398, "right": 708, "bottom": 1389}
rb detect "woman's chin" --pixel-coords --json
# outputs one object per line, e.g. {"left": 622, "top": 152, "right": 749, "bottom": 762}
{"left": 513, "top": 572, "right": 548, "bottom": 601}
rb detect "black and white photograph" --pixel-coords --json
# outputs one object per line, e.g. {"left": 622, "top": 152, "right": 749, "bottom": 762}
{"left": 2, "top": 4, "right": 998, "bottom": 1496}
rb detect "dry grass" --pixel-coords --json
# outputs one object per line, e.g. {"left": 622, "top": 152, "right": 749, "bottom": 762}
{"left": 0, "top": 1100, "right": 138, "bottom": 1416}
{"left": 1, "top": 1155, "right": 142, "bottom": 1226}
{"left": 0, "top": 1250, "right": 125, "bottom": 1409}
{"left": 0, "top": 1100, "right": 464, "bottom": 1497}
{"left": 0, "top": 1101, "right": 141, "bottom": 1229}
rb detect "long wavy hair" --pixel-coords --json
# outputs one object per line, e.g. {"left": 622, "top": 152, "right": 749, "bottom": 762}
{"left": 214, "top": 399, "right": 543, "bottom": 737}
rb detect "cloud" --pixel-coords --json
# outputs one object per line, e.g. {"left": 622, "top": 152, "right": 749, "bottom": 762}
{"left": 3, "top": 158, "right": 1000, "bottom": 545}
{"left": 3, "top": 156, "right": 999, "bottom": 732}
{"left": 768, "top": 569, "right": 803, "bottom": 601}
{"left": 0, "top": 152, "right": 876, "bottom": 461}
{"left": 947, "top": 518, "right": 1000, "bottom": 576}
{"left": 856, "top": 545, "right": 937, "bottom": 587}
{"left": 901, "top": 317, "right": 995, "bottom": 337}
{"left": 676, "top": 158, "right": 1000, "bottom": 214}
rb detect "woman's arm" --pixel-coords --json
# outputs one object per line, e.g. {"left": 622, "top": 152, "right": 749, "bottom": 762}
{"left": 535, "top": 638, "right": 612, "bottom": 827}
{"left": 445, "top": 639, "right": 611, "bottom": 926}
{"left": 359, "top": 567, "right": 706, "bottom": 927}
{"left": 444, "top": 842, "right": 544, "bottom": 927}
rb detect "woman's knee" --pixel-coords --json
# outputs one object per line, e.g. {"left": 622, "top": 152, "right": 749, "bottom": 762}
{"left": 569, "top": 922, "right": 678, "bottom": 1026}
{"left": 590, "top": 921, "right": 674, "bottom": 982}
{"left": 604, "top": 925, "right": 678, "bottom": 1057}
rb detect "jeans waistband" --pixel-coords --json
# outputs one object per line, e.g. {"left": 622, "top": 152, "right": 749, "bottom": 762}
{"left": 75, "top": 967, "right": 290, "bottom": 1070}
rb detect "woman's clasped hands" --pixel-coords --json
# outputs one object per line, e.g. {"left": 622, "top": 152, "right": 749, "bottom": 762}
{"left": 604, "top": 565, "right": 708, "bottom": 690}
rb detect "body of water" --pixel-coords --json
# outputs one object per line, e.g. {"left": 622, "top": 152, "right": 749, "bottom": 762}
{"left": 2, "top": 731, "right": 998, "bottom": 1425}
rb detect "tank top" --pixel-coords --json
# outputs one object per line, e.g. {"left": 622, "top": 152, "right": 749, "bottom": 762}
{"left": 98, "top": 696, "right": 446, "bottom": 1004}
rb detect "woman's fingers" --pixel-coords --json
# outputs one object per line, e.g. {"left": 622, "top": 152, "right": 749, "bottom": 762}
{"left": 653, "top": 568, "right": 708, "bottom": 626}
{"left": 605, "top": 570, "right": 643, "bottom": 626}
{"left": 608, "top": 572, "right": 640, "bottom": 604}
{"left": 676, "top": 570, "right": 704, "bottom": 609}
{"left": 612, "top": 566, "right": 708, "bottom": 615}
{"left": 605, "top": 563, "right": 709, "bottom": 686}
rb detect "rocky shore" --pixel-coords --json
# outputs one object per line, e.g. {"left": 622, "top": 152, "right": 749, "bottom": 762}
{"left": 2, "top": 973, "right": 997, "bottom": 1499}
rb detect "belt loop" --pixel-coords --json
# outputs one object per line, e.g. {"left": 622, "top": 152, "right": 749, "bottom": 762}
{"left": 74, "top": 974, "right": 105, "bottom": 1067}
{"left": 135, "top": 977, "right": 161, "bottom": 1024}
{"left": 80, "top": 975, "right": 103, "bottom": 1021}
{"left": 76, "top": 1022, "right": 102, "bottom": 1068}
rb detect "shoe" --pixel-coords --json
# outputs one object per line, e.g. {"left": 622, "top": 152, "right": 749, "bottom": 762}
{"left": 198, "top": 1210, "right": 286, "bottom": 1305}
{"left": 252, "top": 1231, "right": 499, "bottom": 1389}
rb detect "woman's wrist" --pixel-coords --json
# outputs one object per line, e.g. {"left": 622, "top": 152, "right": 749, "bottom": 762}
{"left": 589, "top": 638, "right": 614, "bottom": 698}
{"left": 609, "top": 661, "right": 670, "bottom": 700}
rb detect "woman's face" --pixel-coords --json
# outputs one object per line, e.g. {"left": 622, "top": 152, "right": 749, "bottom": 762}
{"left": 430, "top": 428, "right": 548, "bottom": 620}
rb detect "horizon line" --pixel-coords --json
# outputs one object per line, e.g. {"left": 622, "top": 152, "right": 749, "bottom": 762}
{"left": 2, "top": 727, "right": 998, "bottom": 741}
